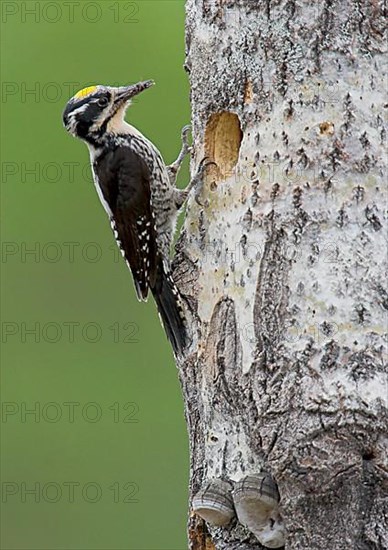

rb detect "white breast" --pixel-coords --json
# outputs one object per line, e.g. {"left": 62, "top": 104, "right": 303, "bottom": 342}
{"left": 88, "top": 148, "right": 113, "bottom": 217}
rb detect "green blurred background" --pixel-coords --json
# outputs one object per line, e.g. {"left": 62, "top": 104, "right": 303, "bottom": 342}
{"left": 1, "top": 2, "right": 190, "bottom": 548}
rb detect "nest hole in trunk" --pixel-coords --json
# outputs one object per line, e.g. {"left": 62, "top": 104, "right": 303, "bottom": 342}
{"left": 204, "top": 112, "right": 242, "bottom": 185}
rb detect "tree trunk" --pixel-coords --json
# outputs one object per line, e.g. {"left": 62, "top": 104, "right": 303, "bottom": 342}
{"left": 173, "top": 1, "right": 387, "bottom": 549}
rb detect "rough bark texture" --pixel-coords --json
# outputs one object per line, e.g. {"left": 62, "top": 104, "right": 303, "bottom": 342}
{"left": 173, "top": 1, "right": 387, "bottom": 549}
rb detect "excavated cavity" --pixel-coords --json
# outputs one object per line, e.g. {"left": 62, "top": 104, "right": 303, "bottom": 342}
{"left": 205, "top": 112, "right": 242, "bottom": 182}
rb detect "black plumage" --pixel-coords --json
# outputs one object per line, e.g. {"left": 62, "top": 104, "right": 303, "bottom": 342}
{"left": 93, "top": 145, "right": 187, "bottom": 356}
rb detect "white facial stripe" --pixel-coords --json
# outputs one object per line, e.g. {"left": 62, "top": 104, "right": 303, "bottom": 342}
{"left": 65, "top": 103, "right": 89, "bottom": 133}
{"left": 68, "top": 103, "right": 89, "bottom": 118}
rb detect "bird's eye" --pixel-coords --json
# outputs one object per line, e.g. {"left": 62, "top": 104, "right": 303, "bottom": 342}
{"left": 98, "top": 96, "right": 109, "bottom": 107}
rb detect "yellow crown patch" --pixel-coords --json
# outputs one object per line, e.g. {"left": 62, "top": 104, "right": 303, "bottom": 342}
{"left": 74, "top": 85, "right": 98, "bottom": 100}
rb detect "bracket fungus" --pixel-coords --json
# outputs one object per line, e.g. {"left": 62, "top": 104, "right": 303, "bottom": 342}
{"left": 192, "top": 479, "right": 235, "bottom": 527}
{"left": 233, "top": 474, "right": 285, "bottom": 548}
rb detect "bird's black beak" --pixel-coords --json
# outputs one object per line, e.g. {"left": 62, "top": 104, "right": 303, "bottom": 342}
{"left": 114, "top": 80, "right": 155, "bottom": 104}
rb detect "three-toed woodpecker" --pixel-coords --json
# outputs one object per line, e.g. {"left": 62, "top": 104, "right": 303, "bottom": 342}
{"left": 62, "top": 80, "right": 191, "bottom": 356}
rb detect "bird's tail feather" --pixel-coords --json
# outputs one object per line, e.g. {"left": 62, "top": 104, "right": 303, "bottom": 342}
{"left": 151, "top": 262, "right": 187, "bottom": 357}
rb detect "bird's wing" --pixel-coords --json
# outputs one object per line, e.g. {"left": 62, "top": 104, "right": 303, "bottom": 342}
{"left": 94, "top": 146, "right": 158, "bottom": 301}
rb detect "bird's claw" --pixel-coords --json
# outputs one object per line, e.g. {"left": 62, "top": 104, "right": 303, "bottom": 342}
{"left": 181, "top": 124, "right": 192, "bottom": 141}
{"left": 180, "top": 125, "right": 192, "bottom": 156}
{"left": 193, "top": 157, "right": 217, "bottom": 206}
{"left": 198, "top": 156, "right": 217, "bottom": 174}
{"left": 167, "top": 125, "right": 193, "bottom": 184}
{"left": 194, "top": 193, "right": 205, "bottom": 207}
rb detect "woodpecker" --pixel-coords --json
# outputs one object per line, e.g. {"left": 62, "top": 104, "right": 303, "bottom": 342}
{"left": 62, "top": 80, "right": 196, "bottom": 356}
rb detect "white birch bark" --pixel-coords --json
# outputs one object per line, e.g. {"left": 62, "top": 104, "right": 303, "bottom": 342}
{"left": 173, "top": 1, "right": 387, "bottom": 548}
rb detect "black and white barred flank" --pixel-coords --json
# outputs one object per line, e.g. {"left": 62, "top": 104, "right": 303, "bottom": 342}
{"left": 93, "top": 144, "right": 187, "bottom": 356}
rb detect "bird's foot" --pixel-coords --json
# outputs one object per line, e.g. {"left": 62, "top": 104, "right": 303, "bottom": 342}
{"left": 167, "top": 125, "right": 193, "bottom": 185}
{"left": 190, "top": 157, "right": 217, "bottom": 206}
